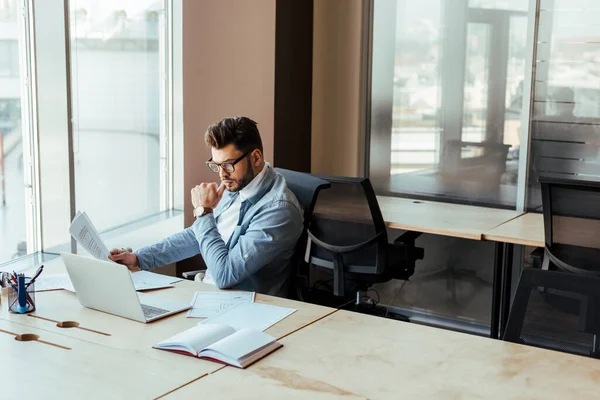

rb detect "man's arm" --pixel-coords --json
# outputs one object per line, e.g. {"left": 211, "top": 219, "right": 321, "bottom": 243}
{"left": 134, "top": 228, "right": 200, "bottom": 270}
{"left": 191, "top": 200, "right": 303, "bottom": 289}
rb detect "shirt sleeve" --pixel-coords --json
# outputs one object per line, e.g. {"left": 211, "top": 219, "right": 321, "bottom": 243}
{"left": 134, "top": 227, "right": 200, "bottom": 271}
{"left": 190, "top": 200, "right": 303, "bottom": 289}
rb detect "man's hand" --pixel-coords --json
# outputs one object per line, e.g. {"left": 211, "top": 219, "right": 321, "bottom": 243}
{"left": 108, "top": 249, "right": 140, "bottom": 272}
{"left": 191, "top": 182, "right": 226, "bottom": 209}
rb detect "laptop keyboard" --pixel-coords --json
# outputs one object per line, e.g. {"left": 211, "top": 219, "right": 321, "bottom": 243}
{"left": 141, "top": 304, "right": 170, "bottom": 319}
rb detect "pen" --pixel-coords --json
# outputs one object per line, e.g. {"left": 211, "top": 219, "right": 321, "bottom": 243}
{"left": 27, "top": 265, "right": 44, "bottom": 288}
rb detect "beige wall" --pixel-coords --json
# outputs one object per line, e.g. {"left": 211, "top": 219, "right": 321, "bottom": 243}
{"left": 182, "top": 0, "right": 276, "bottom": 227}
{"left": 312, "top": 0, "right": 366, "bottom": 177}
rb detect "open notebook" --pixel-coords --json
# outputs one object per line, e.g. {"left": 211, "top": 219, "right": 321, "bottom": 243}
{"left": 153, "top": 324, "right": 282, "bottom": 368}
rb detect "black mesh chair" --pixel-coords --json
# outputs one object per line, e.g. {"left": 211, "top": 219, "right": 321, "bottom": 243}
{"left": 303, "top": 175, "right": 423, "bottom": 305}
{"left": 504, "top": 268, "right": 600, "bottom": 358}
{"left": 273, "top": 168, "right": 330, "bottom": 298}
{"left": 539, "top": 174, "right": 600, "bottom": 276}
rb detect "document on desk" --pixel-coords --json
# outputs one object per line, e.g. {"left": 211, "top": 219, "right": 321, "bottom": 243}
{"left": 186, "top": 291, "right": 255, "bottom": 318}
{"left": 34, "top": 273, "right": 75, "bottom": 292}
{"left": 69, "top": 211, "right": 110, "bottom": 261}
{"left": 35, "top": 271, "right": 178, "bottom": 293}
{"left": 198, "top": 302, "right": 296, "bottom": 331}
{"left": 131, "top": 271, "right": 182, "bottom": 291}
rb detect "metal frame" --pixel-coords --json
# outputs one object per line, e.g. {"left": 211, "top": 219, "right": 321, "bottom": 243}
{"left": 358, "top": 0, "right": 373, "bottom": 178}
{"left": 515, "top": 0, "right": 541, "bottom": 212}
{"left": 17, "top": 0, "right": 42, "bottom": 256}
{"left": 160, "top": 0, "right": 174, "bottom": 211}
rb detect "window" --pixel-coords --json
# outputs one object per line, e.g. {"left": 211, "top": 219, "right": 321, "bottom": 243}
{"left": 369, "top": 0, "right": 529, "bottom": 208}
{"left": 527, "top": 0, "right": 600, "bottom": 210}
{"left": 69, "top": 0, "right": 168, "bottom": 232}
{"left": 0, "top": 0, "right": 32, "bottom": 263}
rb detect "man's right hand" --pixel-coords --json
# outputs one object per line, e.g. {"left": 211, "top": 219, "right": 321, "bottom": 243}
{"left": 108, "top": 249, "right": 140, "bottom": 272}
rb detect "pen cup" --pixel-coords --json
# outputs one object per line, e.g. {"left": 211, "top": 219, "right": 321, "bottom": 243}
{"left": 8, "top": 277, "right": 35, "bottom": 314}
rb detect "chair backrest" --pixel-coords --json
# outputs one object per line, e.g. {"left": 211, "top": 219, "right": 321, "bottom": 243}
{"left": 274, "top": 168, "right": 330, "bottom": 226}
{"left": 305, "top": 175, "right": 389, "bottom": 296}
{"left": 274, "top": 168, "right": 330, "bottom": 298}
{"left": 539, "top": 174, "right": 600, "bottom": 275}
{"left": 504, "top": 268, "right": 600, "bottom": 358}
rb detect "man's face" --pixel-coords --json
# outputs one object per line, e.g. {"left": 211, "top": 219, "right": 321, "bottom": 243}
{"left": 211, "top": 144, "right": 256, "bottom": 192}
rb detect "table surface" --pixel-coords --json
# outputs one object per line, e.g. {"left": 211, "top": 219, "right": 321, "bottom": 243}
{"left": 0, "top": 257, "right": 336, "bottom": 395}
{"left": 377, "top": 196, "right": 523, "bottom": 240}
{"left": 0, "top": 318, "right": 208, "bottom": 399}
{"left": 482, "top": 212, "right": 544, "bottom": 247}
{"left": 165, "top": 310, "right": 600, "bottom": 400}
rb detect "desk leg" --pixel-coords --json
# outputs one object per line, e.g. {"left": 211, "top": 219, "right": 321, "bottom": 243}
{"left": 499, "top": 243, "right": 514, "bottom": 338}
{"left": 490, "top": 242, "right": 504, "bottom": 339}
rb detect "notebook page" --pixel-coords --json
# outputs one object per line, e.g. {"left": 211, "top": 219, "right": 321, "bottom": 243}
{"left": 202, "top": 328, "right": 275, "bottom": 361}
{"left": 198, "top": 302, "right": 296, "bottom": 331}
{"left": 156, "top": 324, "right": 235, "bottom": 355}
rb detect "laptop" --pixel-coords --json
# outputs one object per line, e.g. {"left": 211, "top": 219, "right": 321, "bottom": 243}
{"left": 61, "top": 253, "right": 191, "bottom": 323}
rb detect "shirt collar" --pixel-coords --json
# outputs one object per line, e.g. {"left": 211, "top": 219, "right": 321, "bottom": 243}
{"left": 239, "top": 163, "right": 268, "bottom": 201}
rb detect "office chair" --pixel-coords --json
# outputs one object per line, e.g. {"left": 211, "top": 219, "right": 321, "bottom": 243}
{"left": 504, "top": 267, "right": 600, "bottom": 358}
{"left": 539, "top": 174, "right": 600, "bottom": 276}
{"left": 272, "top": 168, "right": 330, "bottom": 299}
{"left": 303, "top": 174, "right": 423, "bottom": 315}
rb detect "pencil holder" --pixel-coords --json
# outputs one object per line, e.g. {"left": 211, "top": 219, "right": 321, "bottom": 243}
{"left": 8, "top": 277, "right": 36, "bottom": 314}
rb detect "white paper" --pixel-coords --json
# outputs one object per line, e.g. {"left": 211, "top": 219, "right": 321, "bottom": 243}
{"left": 186, "top": 291, "right": 255, "bottom": 318}
{"left": 198, "top": 302, "right": 296, "bottom": 331}
{"left": 131, "top": 271, "right": 182, "bottom": 291}
{"left": 69, "top": 211, "right": 110, "bottom": 260}
{"left": 33, "top": 273, "right": 75, "bottom": 292}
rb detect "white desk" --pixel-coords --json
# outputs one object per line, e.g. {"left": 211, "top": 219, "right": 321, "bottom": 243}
{"left": 0, "top": 318, "right": 207, "bottom": 399}
{"left": 1, "top": 279, "right": 335, "bottom": 366}
{"left": 377, "top": 196, "right": 523, "bottom": 240}
{"left": 165, "top": 310, "right": 600, "bottom": 400}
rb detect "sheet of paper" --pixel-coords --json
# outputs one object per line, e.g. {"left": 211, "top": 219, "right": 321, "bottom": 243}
{"left": 69, "top": 211, "right": 110, "bottom": 260}
{"left": 198, "top": 302, "right": 296, "bottom": 331}
{"left": 186, "top": 291, "right": 255, "bottom": 318}
{"left": 131, "top": 271, "right": 182, "bottom": 291}
{"left": 33, "top": 273, "right": 75, "bottom": 292}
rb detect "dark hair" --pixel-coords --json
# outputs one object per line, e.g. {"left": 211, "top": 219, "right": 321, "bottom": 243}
{"left": 204, "top": 116, "right": 263, "bottom": 154}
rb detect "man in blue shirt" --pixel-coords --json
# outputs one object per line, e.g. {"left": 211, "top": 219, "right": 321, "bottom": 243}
{"left": 109, "top": 116, "right": 303, "bottom": 297}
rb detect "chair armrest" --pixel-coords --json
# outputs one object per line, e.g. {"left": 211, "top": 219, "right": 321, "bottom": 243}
{"left": 182, "top": 270, "right": 204, "bottom": 280}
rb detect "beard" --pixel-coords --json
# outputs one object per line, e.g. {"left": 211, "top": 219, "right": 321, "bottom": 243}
{"left": 226, "top": 159, "right": 256, "bottom": 192}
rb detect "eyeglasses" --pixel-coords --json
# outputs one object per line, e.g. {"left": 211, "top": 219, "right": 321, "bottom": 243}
{"left": 206, "top": 151, "right": 251, "bottom": 173}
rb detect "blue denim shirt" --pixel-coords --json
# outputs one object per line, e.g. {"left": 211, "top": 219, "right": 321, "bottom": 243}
{"left": 135, "top": 164, "right": 303, "bottom": 297}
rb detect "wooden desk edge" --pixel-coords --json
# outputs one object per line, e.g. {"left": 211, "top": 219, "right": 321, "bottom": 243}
{"left": 384, "top": 222, "right": 483, "bottom": 241}
{"left": 481, "top": 233, "right": 544, "bottom": 248}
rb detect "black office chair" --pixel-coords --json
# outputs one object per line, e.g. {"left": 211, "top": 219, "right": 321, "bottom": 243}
{"left": 303, "top": 175, "right": 423, "bottom": 311}
{"left": 539, "top": 174, "right": 600, "bottom": 276}
{"left": 504, "top": 268, "right": 600, "bottom": 358}
{"left": 273, "top": 168, "right": 330, "bottom": 299}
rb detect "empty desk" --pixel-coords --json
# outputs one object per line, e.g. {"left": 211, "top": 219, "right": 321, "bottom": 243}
{"left": 165, "top": 310, "right": 600, "bottom": 399}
